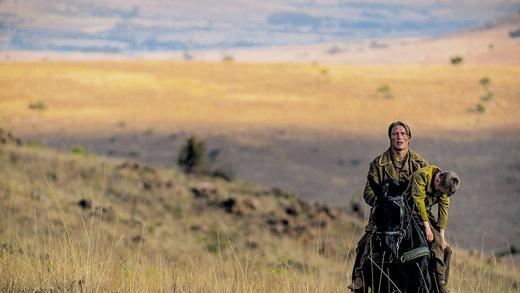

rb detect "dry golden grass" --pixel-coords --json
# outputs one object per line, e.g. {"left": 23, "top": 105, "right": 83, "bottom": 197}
{"left": 0, "top": 61, "right": 518, "bottom": 138}
{"left": 0, "top": 144, "right": 518, "bottom": 292}
{"left": 1, "top": 60, "right": 519, "bottom": 292}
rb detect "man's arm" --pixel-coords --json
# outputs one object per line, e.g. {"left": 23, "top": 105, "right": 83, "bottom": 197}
{"left": 363, "top": 181, "right": 376, "bottom": 207}
{"left": 411, "top": 173, "right": 429, "bottom": 223}
{"left": 411, "top": 172, "right": 434, "bottom": 241}
{"left": 363, "top": 161, "right": 379, "bottom": 207}
{"left": 437, "top": 195, "right": 450, "bottom": 230}
{"left": 437, "top": 195, "right": 450, "bottom": 248}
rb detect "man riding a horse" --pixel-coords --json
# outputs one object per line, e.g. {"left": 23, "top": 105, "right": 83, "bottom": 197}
{"left": 349, "top": 121, "right": 428, "bottom": 291}
{"left": 349, "top": 121, "right": 461, "bottom": 293}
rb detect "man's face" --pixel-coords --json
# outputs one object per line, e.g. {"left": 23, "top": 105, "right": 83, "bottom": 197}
{"left": 434, "top": 173, "right": 446, "bottom": 194}
{"left": 390, "top": 125, "right": 410, "bottom": 152}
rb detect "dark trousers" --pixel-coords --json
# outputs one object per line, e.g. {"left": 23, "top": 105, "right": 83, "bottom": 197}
{"left": 415, "top": 212, "right": 452, "bottom": 288}
{"left": 430, "top": 227, "right": 452, "bottom": 281}
{"left": 351, "top": 231, "right": 371, "bottom": 281}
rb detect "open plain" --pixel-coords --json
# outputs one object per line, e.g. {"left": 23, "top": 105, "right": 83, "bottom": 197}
{"left": 1, "top": 59, "right": 519, "bottom": 254}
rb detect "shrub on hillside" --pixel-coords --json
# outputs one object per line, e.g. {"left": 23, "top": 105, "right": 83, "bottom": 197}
{"left": 222, "top": 55, "right": 234, "bottom": 63}
{"left": 28, "top": 101, "right": 47, "bottom": 110}
{"left": 178, "top": 135, "right": 206, "bottom": 174}
{"left": 26, "top": 140, "right": 46, "bottom": 150}
{"left": 144, "top": 128, "right": 154, "bottom": 136}
{"left": 480, "top": 77, "right": 491, "bottom": 88}
{"left": 71, "top": 145, "right": 87, "bottom": 156}
{"left": 377, "top": 85, "right": 392, "bottom": 99}
{"left": 450, "top": 56, "right": 463, "bottom": 65}
{"left": 128, "top": 148, "right": 140, "bottom": 157}
{"left": 475, "top": 103, "right": 486, "bottom": 113}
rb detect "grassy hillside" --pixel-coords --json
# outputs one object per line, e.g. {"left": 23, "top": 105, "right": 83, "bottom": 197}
{"left": 0, "top": 133, "right": 518, "bottom": 292}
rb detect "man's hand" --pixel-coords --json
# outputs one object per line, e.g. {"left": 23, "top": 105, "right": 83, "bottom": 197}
{"left": 440, "top": 229, "right": 449, "bottom": 249}
{"left": 423, "top": 221, "right": 434, "bottom": 242}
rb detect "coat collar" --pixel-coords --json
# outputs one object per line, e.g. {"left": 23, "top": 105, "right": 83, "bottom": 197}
{"left": 378, "top": 148, "right": 399, "bottom": 180}
{"left": 377, "top": 148, "right": 393, "bottom": 166}
{"left": 378, "top": 148, "right": 422, "bottom": 166}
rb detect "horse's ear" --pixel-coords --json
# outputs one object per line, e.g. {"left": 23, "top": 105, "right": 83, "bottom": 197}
{"left": 369, "top": 175, "right": 383, "bottom": 197}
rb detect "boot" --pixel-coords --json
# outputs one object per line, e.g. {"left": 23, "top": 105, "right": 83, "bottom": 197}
{"left": 444, "top": 247, "right": 452, "bottom": 283}
{"left": 435, "top": 276, "right": 449, "bottom": 293}
{"left": 430, "top": 243, "right": 451, "bottom": 293}
{"left": 347, "top": 277, "right": 363, "bottom": 291}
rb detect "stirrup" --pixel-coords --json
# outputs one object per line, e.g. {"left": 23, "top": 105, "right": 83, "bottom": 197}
{"left": 436, "top": 279, "right": 449, "bottom": 293}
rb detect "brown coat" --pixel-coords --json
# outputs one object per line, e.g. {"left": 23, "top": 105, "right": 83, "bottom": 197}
{"left": 363, "top": 148, "right": 428, "bottom": 231}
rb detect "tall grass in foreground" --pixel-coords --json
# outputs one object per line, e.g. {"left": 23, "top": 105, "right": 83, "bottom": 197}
{"left": 0, "top": 220, "right": 349, "bottom": 292}
{"left": 1, "top": 212, "right": 517, "bottom": 292}
{"left": 0, "top": 145, "right": 517, "bottom": 292}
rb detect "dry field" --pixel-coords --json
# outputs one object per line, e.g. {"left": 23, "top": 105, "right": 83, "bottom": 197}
{"left": 0, "top": 61, "right": 519, "bottom": 253}
{"left": 0, "top": 61, "right": 519, "bottom": 134}
{"left": 0, "top": 142, "right": 518, "bottom": 292}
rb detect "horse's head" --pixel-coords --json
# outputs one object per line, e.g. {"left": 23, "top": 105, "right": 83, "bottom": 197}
{"left": 372, "top": 179, "right": 407, "bottom": 261}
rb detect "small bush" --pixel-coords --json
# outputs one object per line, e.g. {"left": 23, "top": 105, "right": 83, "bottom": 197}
{"left": 475, "top": 103, "right": 486, "bottom": 113}
{"left": 71, "top": 145, "right": 87, "bottom": 156}
{"left": 128, "top": 148, "right": 140, "bottom": 157}
{"left": 178, "top": 135, "right": 206, "bottom": 174}
{"left": 377, "top": 85, "right": 390, "bottom": 92}
{"left": 26, "top": 140, "right": 46, "bottom": 149}
{"left": 271, "top": 187, "right": 295, "bottom": 200}
{"left": 480, "top": 77, "right": 491, "bottom": 88}
{"left": 28, "top": 102, "right": 47, "bottom": 110}
{"left": 222, "top": 55, "right": 234, "bottom": 63}
{"left": 450, "top": 56, "right": 463, "bottom": 65}
{"left": 377, "top": 85, "right": 392, "bottom": 99}
{"left": 144, "top": 128, "right": 154, "bottom": 136}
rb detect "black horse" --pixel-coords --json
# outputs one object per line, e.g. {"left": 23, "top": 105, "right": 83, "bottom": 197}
{"left": 355, "top": 179, "right": 431, "bottom": 293}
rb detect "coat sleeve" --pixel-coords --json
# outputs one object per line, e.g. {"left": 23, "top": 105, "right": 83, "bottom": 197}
{"left": 363, "top": 161, "right": 379, "bottom": 207}
{"left": 411, "top": 172, "right": 429, "bottom": 222}
{"left": 437, "top": 195, "right": 450, "bottom": 229}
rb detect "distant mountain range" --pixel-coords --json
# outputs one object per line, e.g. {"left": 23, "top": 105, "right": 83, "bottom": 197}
{"left": 0, "top": 0, "right": 518, "bottom": 52}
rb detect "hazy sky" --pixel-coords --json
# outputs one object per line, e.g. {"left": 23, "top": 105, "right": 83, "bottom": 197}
{"left": 0, "top": 0, "right": 518, "bottom": 51}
